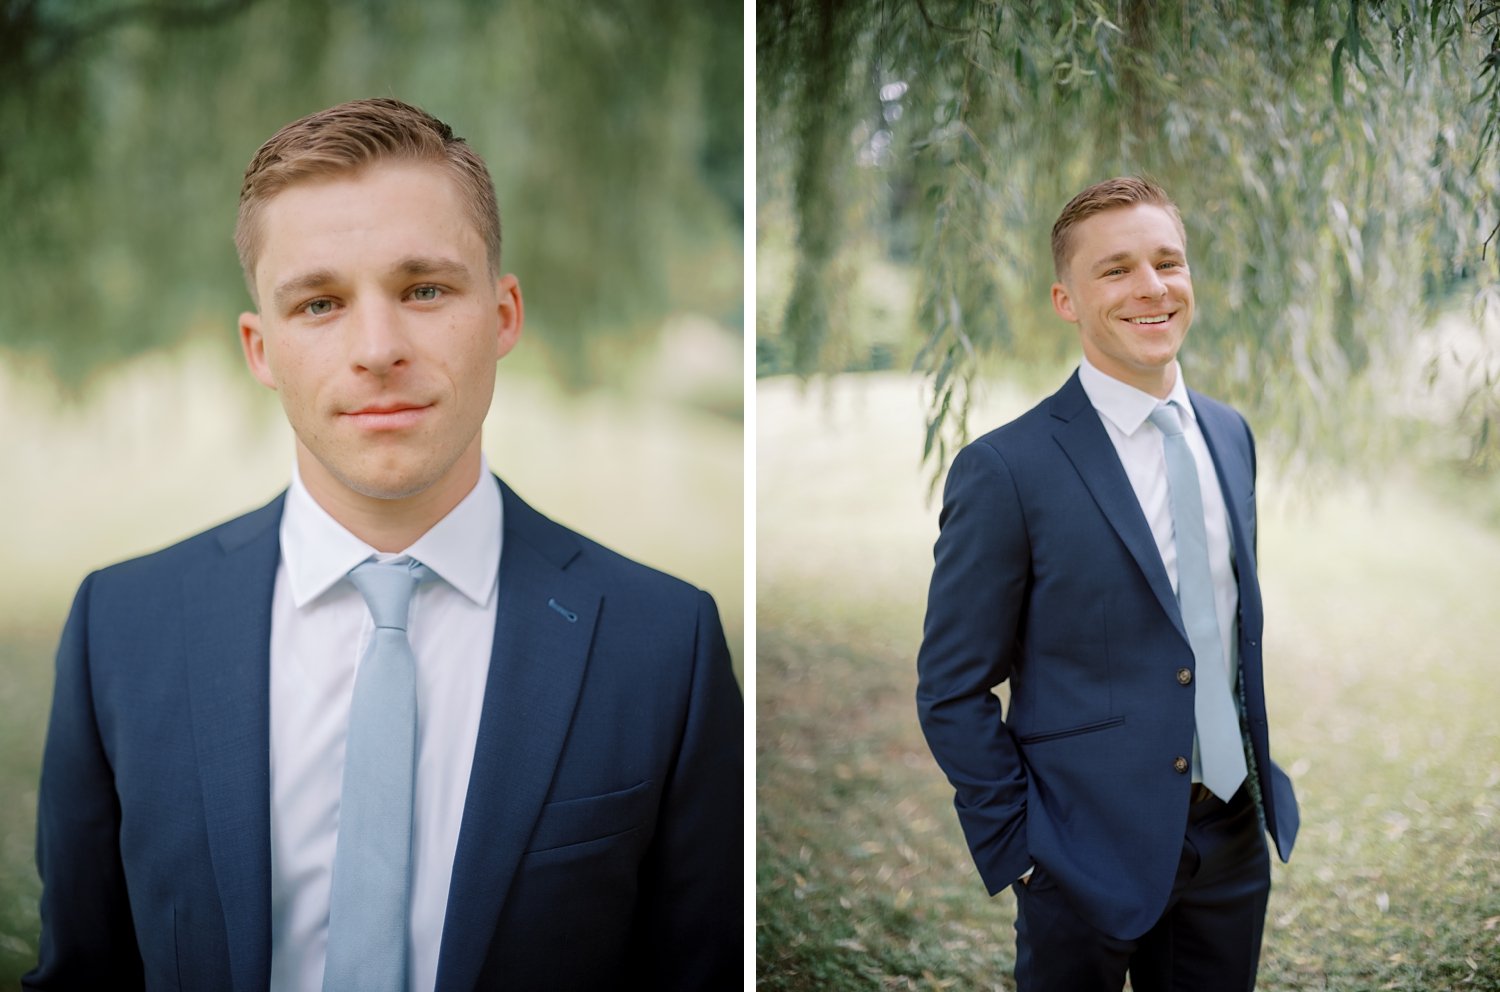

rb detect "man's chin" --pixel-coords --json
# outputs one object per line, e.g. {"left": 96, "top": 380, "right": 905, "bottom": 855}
{"left": 338, "top": 468, "right": 442, "bottom": 502}
{"left": 312, "top": 454, "right": 450, "bottom": 503}
{"left": 296, "top": 435, "right": 481, "bottom": 507}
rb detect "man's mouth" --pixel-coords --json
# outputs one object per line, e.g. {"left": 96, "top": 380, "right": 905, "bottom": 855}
{"left": 350, "top": 403, "right": 425, "bottom": 414}
{"left": 343, "top": 403, "right": 431, "bottom": 430}
{"left": 1126, "top": 314, "right": 1172, "bottom": 325}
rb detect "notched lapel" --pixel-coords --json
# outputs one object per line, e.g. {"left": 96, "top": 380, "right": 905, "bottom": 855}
{"left": 183, "top": 495, "right": 282, "bottom": 992}
{"left": 436, "top": 483, "right": 601, "bottom": 992}
{"left": 1048, "top": 376, "right": 1187, "bottom": 642}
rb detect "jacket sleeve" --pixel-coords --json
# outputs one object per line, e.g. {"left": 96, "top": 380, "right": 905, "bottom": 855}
{"left": 624, "top": 589, "right": 743, "bottom": 990}
{"left": 23, "top": 573, "right": 146, "bottom": 991}
{"left": 915, "top": 440, "right": 1033, "bottom": 894}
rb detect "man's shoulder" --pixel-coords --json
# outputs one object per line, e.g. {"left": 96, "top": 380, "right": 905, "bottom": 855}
{"left": 88, "top": 494, "right": 284, "bottom": 591}
{"left": 963, "top": 372, "right": 1083, "bottom": 458}
{"left": 497, "top": 479, "right": 710, "bottom": 615}
{"left": 970, "top": 399, "right": 1056, "bottom": 451}
{"left": 564, "top": 525, "right": 705, "bottom": 607}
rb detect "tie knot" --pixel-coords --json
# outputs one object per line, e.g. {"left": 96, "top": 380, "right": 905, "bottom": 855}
{"left": 1148, "top": 402, "right": 1185, "bottom": 437}
{"left": 348, "top": 558, "right": 431, "bottom": 631}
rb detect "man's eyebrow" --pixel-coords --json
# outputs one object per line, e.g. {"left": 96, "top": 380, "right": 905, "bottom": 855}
{"left": 1089, "top": 245, "right": 1186, "bottom": 271}
{"left": 393, "top": 255, "right": 471, "bottom": 279}
{"left": 272, "top": 269, "right": 339, "bottom": 311}
{"left": 1091, "top": 251, "right": 1132, "bottom": 270}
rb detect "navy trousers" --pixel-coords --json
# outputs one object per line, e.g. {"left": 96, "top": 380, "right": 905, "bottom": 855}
{"left": 1012, "top": 785, "right": 1271, "bottom": 992}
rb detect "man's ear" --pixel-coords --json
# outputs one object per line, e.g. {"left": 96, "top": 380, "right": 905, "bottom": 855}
{"left": 1051, "top": 282, "right": 1078, "bottom": 323}
{"left": 494, "top": 274, "right": 524, "bottom": 360}
{"left": 239, "top": 312, "right": 278, "bottom": 390}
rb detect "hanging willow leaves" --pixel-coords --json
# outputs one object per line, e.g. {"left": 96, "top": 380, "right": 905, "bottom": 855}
{"left": 758, "top": 0, "right": 1500, "bottom": 483}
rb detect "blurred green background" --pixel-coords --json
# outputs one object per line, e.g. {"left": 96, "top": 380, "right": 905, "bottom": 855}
{"left": 758, "top": 2, "right": 1500, "bottom": 989}
{"left": 0, "top": 0, "right": 742, "bottom": 982}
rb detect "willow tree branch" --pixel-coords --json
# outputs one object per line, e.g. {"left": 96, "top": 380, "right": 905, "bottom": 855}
{"left": 911, "top": 0, "right": 966, "bottom": 35}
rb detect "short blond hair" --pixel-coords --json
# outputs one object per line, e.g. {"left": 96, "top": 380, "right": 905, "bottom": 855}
{"left": 234, "top": 98, "right": 501, "bottom": 299}
{"left": 1051, "top": 176, "right": 1185, "bottom": 281}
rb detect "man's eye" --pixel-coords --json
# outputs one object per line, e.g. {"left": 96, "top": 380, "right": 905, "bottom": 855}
{"left": 304, "top": 299, "right": 334, "bottom": 317}
{"left": 412, "top": 286, "right": 441, "bottom": 302}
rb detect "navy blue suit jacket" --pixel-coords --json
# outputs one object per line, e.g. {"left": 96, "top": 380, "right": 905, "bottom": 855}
{"left": 916, "top": 371, "right": 1298, "bottom": 940}
{"left": 26, "top": 476, "right": 742, "bottom": 991}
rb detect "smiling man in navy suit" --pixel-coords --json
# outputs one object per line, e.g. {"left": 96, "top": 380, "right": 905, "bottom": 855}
{"left": 916, "top": 177, "right": 1298, "bottom": 992}
{"left": 26, "top": 98, "right": 742, "bottom": 992}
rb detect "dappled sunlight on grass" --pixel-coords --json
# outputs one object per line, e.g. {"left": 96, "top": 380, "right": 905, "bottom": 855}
{"left": 758, "top": 372, "right": 1500, "bottom": 991}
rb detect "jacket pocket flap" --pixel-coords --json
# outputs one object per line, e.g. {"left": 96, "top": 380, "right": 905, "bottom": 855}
{"left": 524, "top": 779, "right": 654, "bottom": 853}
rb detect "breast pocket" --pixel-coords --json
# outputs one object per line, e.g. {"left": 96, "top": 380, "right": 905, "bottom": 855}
{"left": 523, "top": 780, "right": 655, "bottom": 855}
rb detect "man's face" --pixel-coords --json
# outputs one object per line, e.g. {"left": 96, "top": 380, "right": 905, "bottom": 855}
{"left": 1051, "top": 203, "right": 1193, "bottom": 398}
{"left": 240, "top": 162, "right": 520, "bottom": 508}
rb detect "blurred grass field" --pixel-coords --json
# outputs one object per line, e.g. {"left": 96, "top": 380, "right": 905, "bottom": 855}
{"left": 0, "top": 331, "right": 742, "bottom": 986}
{"left": 757, "top": 372, "right": 1500, "bottom": 991}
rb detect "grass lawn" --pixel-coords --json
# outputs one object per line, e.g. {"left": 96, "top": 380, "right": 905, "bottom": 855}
{"left": 757, "top": 372, "right": 1500, "bottom": 991}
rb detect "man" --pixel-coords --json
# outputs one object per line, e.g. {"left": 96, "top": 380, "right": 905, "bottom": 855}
{"left": 915, "top": 176, "right": 1299, "bottom": 991}
{"left": 26, "top": 98, "right": 741, "bottom": 992}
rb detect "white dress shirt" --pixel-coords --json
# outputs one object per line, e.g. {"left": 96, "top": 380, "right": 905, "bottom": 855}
{"left": 1077, "top": 354, "right": 1240, "bottom": 707}
{"left": 268, "top": 458, "right": 502, "bottom": 992}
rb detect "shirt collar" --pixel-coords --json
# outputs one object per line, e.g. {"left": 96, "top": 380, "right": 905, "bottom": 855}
{"left": 1078, "top": 353, "right": 1196, "bottom": 436}
{"left": 406, "top": 458, "right": 501, "bottom": 608}
{"left": 280, "top": 455, "right": 502, "bottom": 609}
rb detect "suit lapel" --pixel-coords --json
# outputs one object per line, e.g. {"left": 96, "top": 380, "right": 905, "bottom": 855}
{"left": 435, "top": 479, "right": 601, "bottom": 992}
{"left": 1048, "top": 372, "right": 1188, "bottom": 642}
{"left": 183, "top": 496, "right": 282, "bottom": 992}
{"left": 1191, "top": 392, "right": 1262, "bottom": 630}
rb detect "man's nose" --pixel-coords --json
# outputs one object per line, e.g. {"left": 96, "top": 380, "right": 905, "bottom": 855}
{"left": 348, "top": 300, "right": 408, "bottom": 374}
{"left": 1135, "top": 267, "right": 1168, "bottom": 298}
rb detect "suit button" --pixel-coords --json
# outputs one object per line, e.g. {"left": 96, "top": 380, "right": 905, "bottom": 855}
{"left": 1173, "top": 756, "right": 1189, "bottom": 774}
{"left": 1176, "top": 667, "right": 1192, "bottom": 685}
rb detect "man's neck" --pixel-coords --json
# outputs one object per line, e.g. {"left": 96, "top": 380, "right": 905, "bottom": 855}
{"left": 295, "top": 444, "right": 483, "bottom": 553}
{"left": 1079, "top": 351, "right": 1180, "bottom": 400}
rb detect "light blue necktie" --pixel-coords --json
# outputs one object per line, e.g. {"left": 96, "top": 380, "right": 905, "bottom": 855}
{"left": 323, "top": 558, "right": 430, "bottom": 992}
{"left": 1149, "top": 402, "right": 1248, "bottom": 802}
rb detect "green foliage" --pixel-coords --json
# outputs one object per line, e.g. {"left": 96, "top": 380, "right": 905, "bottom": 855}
{"left": 760, "top": 0, "right": 867, "bottom": 377}
{"left": 0, "top": 0, "right": 742, "bottom": 390}
{"left": 758, "top": 0, "right": 1500, "bottom": 479}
